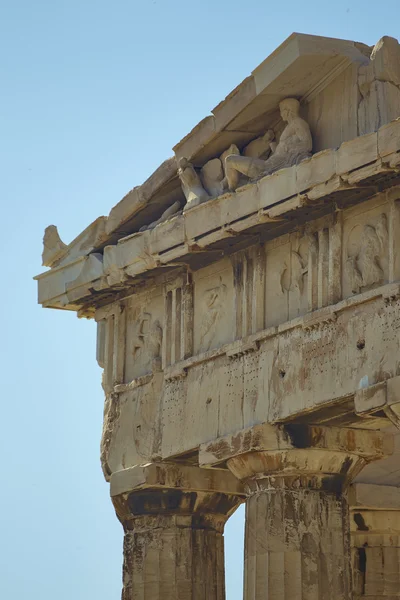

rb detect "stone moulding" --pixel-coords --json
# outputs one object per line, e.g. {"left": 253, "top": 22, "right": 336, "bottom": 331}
{"left": 354, "top": 375, "right": 400, "bottom": 428}
{"left": 113, "top": 373, "right": 153, "bottom": 394}
{"left": 109, "top": 463, "right": 246, "bottom": 498}
{"left": 198, "top": 423, "right": 392, "bottom": 469}
{"left": 35, "top": 119, "right": 400, "bottom": 311}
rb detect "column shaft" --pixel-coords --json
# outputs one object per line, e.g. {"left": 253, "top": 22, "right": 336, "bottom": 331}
{"left": 244, "top": 485, "right": 351, "bottom": 600}
{"left": 122, "top": 513, "right": 226, "bottom": 600}
{"left": 199, "top": 424, "right": 393, "bottom": 600}
{"left": 110, "top": 464, "right": 244, "bottom": 600}
{"left": 350, "top": 484, "right": 400, "bottom": 598}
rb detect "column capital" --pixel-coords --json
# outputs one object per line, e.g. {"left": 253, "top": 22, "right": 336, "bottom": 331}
{"left": 114, "top": 463, "right": 242, "bottom": 600}
{"left": 199, "top": 424, "right": 393, "bottom": 493}
{"left": 110, "top": 462, "right": 245, "bottom": 530}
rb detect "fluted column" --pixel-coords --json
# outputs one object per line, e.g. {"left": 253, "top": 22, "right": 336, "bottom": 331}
{"left": 350, "top": 483, "right": 400, "bottom": 599}
{"left": 110, "top": 463, "right": 244, "bottom": 600}
{"left": 200, "top": 423, "right": 393, "bottom": 600}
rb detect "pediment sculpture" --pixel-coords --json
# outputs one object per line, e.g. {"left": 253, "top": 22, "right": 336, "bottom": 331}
{"left": 225, "top": 98, "right": 312, "bottom": 191}
{"left": 138, "top": 97, "right": 313, "bottom": 232}
{"left": 178, "top": 97, "right": 313, "bottom": 210}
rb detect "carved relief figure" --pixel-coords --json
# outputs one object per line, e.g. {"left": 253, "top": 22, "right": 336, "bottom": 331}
{"left": 225, "top": 98, "right": 312, "bottom": 191}
{"left": 199, "top": 279, "right": 227, "bottom": 350}
{"left": 280, "top": 250, "right": 308, "bottom": 294}
{"left": 346, "top": 213, "right": 388, "bottom": 294}
{"left": 131, "top": 311, "right": 163, "bottom": 372}
{"left": 290, "top": 250, "right": 309, "bottom": 294}
{"left": 131, "top": 312, "right": 152, "bottom": 356}
{"left": 148, "top": 319, "right": 163, "bottom": 371}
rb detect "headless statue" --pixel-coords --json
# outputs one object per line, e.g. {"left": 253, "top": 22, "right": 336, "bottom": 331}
{"left": 225, "top": 98, "right": 312, "bottom": 191}
{"left": 178, "top": 157, "right": 210, "bottom": 210}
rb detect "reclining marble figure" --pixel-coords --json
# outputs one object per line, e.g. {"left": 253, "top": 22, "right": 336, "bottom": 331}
{"left": 225, "top": 97, "right": 313, "bottom": 191}
{"left": 139, "top": 200, "right": 182, "bottom": 232}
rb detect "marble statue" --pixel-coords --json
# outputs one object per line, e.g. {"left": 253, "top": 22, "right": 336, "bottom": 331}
{"left": 225, "top": 98, "right": 312, "bottom": 191}
{"left": 139, "top": 201, "right": 181, "bottom": 232}
{"left": 243, "top": 129, "right": 275, "bottom": 160}
{"left": 177, "top": 158, "right": 210, "bottom": 211}
{"left": 200, "top": 144, "right": 241, "bottom": 197}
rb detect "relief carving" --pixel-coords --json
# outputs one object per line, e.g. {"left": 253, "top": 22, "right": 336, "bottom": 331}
{"left": 132, "top": 312, "right": 152, "bottom": 356}
{"left": 199, "top": 279, "right": 227, "bottom": 351}
{"left": 148, "top": 319, "right": 163, "bottom": 371}
{"left": 280, "top": 242, "right": 309, "bottom": 295}
{"left": 225, "top": 98, "right": 312, "bottom": 191}
{"left": 346, "top": 213, "right": 388, "bottom": 294}
{"left": 290, "top": 250, "right": 309, "bottom": 294}
{"left": 131, "top": 312, "right": 163, "bottom": 370}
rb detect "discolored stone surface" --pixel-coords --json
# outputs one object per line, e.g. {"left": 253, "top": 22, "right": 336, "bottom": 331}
{"left": 36, "top": 32, "right": 400, "bottom": 600}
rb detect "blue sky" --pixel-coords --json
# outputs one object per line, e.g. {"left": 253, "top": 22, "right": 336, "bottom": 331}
{"left": 1, "top": 1, "right": 398, "bottom": 597}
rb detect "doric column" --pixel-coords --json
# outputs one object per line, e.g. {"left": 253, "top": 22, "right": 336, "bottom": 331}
{"left": 350, "top": 483, "right": 400, "bottom": 598}
{"left": 110, "top": 463, "right": 244, "bottom": 600}
{"left": 200, "top": 424, "right": 393, "bottom": 600}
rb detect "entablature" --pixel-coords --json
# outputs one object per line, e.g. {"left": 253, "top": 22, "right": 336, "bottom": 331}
{"left": 35, "top": 118, "right": 400, "bottom": 314}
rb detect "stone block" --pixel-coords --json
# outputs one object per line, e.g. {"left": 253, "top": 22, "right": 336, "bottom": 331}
{"left": 106, "top": 158, "right": 177, "bottom": 236}
{"left": 184, "top": 198, "right": 221, "bottom": 241}
{"left": 258, "top": 166, "right": 297, "bottom": 211}
{"left": 336, "top": 132, "right": 378, "bottom": 175}
{"left": 199, "top": 423, "right": 391, "bottom": 468}
{"left": 296, "top": 149, "right": 336, "bottom": 192}
{"left": 387, "top": 375, "right": 400, "bottom": 406}
{"left": 349, "top": 483, "right": 400, "bottom": 510}
{"left": 173, "top": 116, "right": 216, "bottom": 162}
{"left": 58, "top": 217, "right": 107, "bottom": 266}
{"left": 220, "top": 185, "right": 259, "bottom": 224}
{"left": 359, "top": 81, "right": 400, "bottom": 136}
{"left": 110, "top": 463, "right": 245, "bottom": 497}
{"left": 354, "top": 381, "right": 387, "bottom": 415}
{"left": 212, "top": 76, "right": 257, "bottom": 131}
{"left": 140, "top": 157, "right": 177, "bottom": 201}
{"left": 106, "top": 187, "right": 144, "bottom": 236}
{"left": 65, "top": 253, "right": 104, "bottom": 295}
{"left": 378, "top": 118, "right": 400, "bottom": 157}
{"left": 371, "top": 36, "right": 400, "bottom": 86}
{"left": 148, "top": 214, "right": 185, "bottom": 256}
{"left": 36, "top": 257, "right": 86, "bottom": 306}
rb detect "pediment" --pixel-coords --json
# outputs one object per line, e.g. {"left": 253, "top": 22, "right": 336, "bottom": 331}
{"left": 37, "top": 33, "right": 400, "bottom": 278}
{"left": 173, "top": 33, "right": 371, "bottom": 165}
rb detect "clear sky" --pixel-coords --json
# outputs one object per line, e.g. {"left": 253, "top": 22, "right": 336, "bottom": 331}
{"left": 1, "top": 1, "right": 399, "bottom": 597}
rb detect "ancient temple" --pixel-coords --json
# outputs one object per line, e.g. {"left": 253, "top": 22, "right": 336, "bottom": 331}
{"left": 35, "top": 33, "right": 400, "bottom": 599}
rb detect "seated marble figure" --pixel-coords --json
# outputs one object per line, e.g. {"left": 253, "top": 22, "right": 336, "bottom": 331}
{"left": 225, "top": 98, "right": 312, "bottom": 191}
